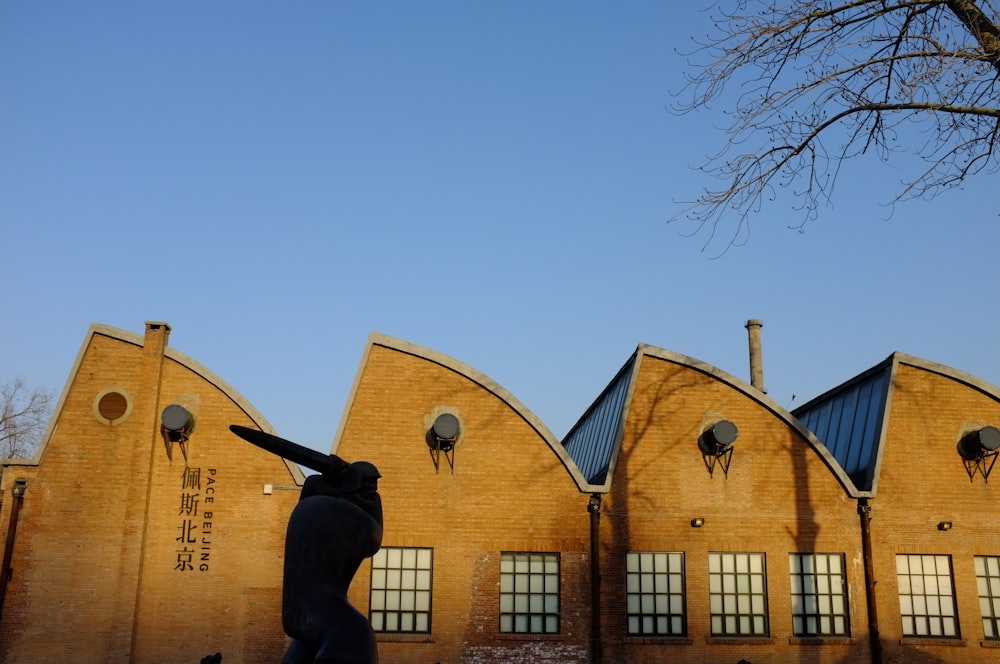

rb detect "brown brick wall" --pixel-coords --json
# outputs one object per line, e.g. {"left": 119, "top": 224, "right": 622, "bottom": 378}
{"left": 0, "top": 325, "right": 301, "bottom": 664}
{"left": 597, "top": 355, "right": 867, "bottom": 664}
{"left": 335, "top": 343, "right": 592, "bottom": 664}
{"left": 866, "top": 362, "right": 1000, "bottom": 662}
{"left": 3, "top": 328, "right": 998, "bottom": 664}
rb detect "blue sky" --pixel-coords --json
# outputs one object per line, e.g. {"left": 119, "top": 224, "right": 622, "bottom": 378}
{"left": 2, "top": 1, "right": 997, "bottom": 454}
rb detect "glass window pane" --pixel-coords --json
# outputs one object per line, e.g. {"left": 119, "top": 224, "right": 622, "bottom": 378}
{"left": 976, "top": 556, "right": 1000, "bottom": 640}
{"left": 500, "top": 552, "right": 559, "bottom": 634}
{"left": 988, "top": 557, "right": 1000, "bottom": 576}
{"left": 789, "top": 553, "right": 849, "bottom": 637}
{"left": 897, "top": 553, "right": 958, "bottom": 639}
{"left": 529, "top": 595, "right": 543, "bottom": 613}
{"left": 369, "top": 547, "right": 433, "bottom": 634}
{"left": 711, "top": 552, "right": 767, "bottom": 636}
{"left": 627, "top": 550, "right": 686, "bottom": 636}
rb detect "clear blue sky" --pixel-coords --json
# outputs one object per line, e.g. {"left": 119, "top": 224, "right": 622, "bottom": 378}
{"left": 2, "top": 1, "right": 997, "bottom": 453}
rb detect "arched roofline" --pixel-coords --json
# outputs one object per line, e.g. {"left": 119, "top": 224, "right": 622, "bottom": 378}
{"left": 331, "top": 333, "right": 593, "bottom": 492}
{"left": 792, "top": 351, "right": 1000, "bottom": 497}
{"left": 894, "top": 352, "right": 1000, "bottom": 400}
{"left": 864, "top": 352, "right": 995, "bottom": 497}
{"left": 600, "top": 343, "right": 865, "bottom": 498}
{"left": 28, "top": 323, "right": 304, "bottom": 484}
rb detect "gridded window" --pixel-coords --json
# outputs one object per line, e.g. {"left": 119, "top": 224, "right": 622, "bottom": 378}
{"left": 709, "top": 552, "right": 768, "bottom": 636}
{"left": 626, "top": 551, "right": 686, "bottom": 636}
{"left": 499, "top": 552, "right": 559, "bottom": 634}
{"left": 975, "top": 555, "right": 1000, "bottom": 639}
{"left": 789, "top": 553, "right": 850, "bottom": 636}
{"left": 370, "top": 547, "right": 432, "bottom": 633}
{"left": 896, "top": 554, "right": 958, "bottom": 638}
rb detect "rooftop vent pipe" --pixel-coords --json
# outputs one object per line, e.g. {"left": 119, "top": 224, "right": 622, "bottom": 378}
{"left": 745, "top": 319, "right": 766, "bottom": 393}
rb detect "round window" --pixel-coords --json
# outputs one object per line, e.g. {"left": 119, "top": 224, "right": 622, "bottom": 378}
{"left": 94, "top": 388, "right": 133, "bottom": 425}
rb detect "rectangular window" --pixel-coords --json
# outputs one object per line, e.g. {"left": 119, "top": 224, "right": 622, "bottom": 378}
{"left": 626, "top": 551, "right": 686, "bottom": 636}
{"left": 896, "top": 554, "right": 958, "bottom": 638}
{"left": 369, "top": 547, "right": 433, "bottom": 633}
{"left": 789, "top": 553, "right": 850, "bottom": 636}
{"left": 499, "top": 552, "right": 559, "bottom": 634}
{"left": 709, "top": 552, "right": 768, "bottom": 636}
{"left": 975, "top": 555, "right": 1000, "bottom": 640}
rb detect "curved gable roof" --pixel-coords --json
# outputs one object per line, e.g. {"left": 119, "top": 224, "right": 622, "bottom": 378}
{"left": 332, "top": 333, "right": 593, "bottom": 491}
{"left": 563, "top": 343, "right": 862, "bottom": 497}
{"left": 30, "top": 324, "right": 304, "bottom": 483}
{"left": 794, "top": 352, "right": 1000, "bottom": 495}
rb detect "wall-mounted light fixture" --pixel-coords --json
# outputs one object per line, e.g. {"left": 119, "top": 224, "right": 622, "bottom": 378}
{"left": 427, "top": 412, "right": 460, "bottom": 473}
{"left": 937, "top": 521, "right": 953, "bottom": 531}
{"left": 699, "top": 420, "right": 739, "bottom": 478}
{"left": 161, "top": 404, "right": 195, "bottom": 461}
{"left": 958, "top": 425, "right": 1000, "bottom": 481}
{"left": 691, "top": 517, "right": 705, "bottom": 528}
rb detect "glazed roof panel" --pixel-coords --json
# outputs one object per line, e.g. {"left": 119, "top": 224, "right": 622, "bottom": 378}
{"left": 793, "top": 362, "right": 890, "bottom": 491}
{"left": 562, "top": 355, "right": 636, "bottom": 484}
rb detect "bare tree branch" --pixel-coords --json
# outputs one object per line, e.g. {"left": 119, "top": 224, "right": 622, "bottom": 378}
{"left": 671, "top": 0, "right": 1000, "bottom": 250}
{"left": 0, "top": 377, "right": 54, "bottom": 459}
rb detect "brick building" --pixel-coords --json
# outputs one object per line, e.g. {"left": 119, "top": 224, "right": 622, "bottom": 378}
{"left": 2, "top": 321, "right": 998, "bottom": 663}
{"left": 0, "top": 323, "right": 304, "bottom": 663}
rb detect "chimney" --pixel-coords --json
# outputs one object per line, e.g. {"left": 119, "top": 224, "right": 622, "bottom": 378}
{"left": 745, "top": 319, "right": 765, "bottom": 393}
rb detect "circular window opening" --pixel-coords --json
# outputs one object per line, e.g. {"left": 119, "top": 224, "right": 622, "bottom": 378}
{"left": 94, "top": 388, "right": 133, "bottom": 425}
{"left": 99, "top": 392, "right": 128, "bottom": 420}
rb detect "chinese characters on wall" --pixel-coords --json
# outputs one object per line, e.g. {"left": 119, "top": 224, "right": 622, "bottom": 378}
{"left": 175, "top": 466, "right": 217, "bottom": 572}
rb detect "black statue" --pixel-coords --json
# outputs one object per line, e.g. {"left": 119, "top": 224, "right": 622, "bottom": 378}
{"left": 230, "top": 425, "right": 383, "bottom": 664}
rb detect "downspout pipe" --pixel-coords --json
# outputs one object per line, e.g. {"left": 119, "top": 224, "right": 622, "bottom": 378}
{"left": 0, "top": 478, "right": 27, "bottom": 625}
{"left": 858, "top": 499, "right": 882, "bottom": 664}
{"left": 588, "top": 493, "right": 603, "bottom": 664}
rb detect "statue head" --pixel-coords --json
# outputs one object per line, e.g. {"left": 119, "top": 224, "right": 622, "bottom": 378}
{"left": 340, "top": 461, "right": 381, "bottom": 496}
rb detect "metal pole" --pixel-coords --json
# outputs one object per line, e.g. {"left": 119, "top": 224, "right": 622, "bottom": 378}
{"left": 588, "top": 494, "right": 603, "bottom": 664}
{"left": 858, "top": 499, "right": 882, "bottom": 664}
{"left": 0, "top": 479, "right": 27, "bottom": 626}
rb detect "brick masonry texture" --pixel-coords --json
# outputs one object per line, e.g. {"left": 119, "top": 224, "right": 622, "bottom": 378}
{"left": 1, "top": 325, "right": 998, "bottom": 664}
{"left": 0, "top": 325, "right": 300, "bottom": 663}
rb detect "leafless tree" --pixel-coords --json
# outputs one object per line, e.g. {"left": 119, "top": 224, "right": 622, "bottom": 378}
{"left": 0, "top": 377, "right": 54, "bottom": 459}
{"left": 672, "top": 0, "right": 1000, "bottom": 248}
